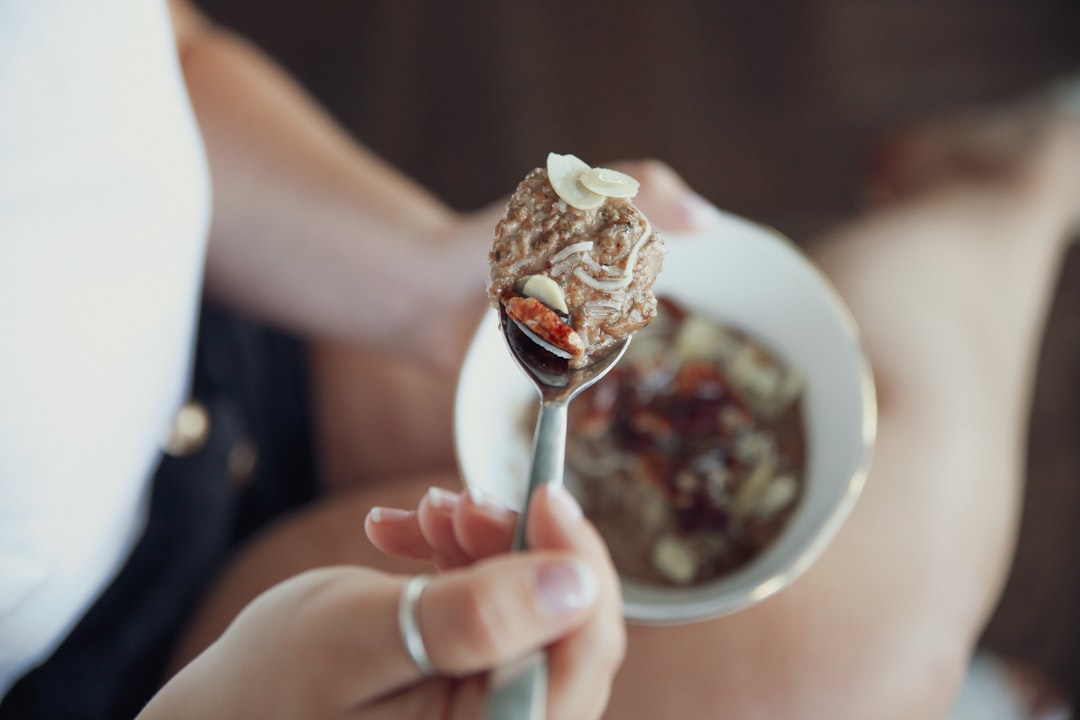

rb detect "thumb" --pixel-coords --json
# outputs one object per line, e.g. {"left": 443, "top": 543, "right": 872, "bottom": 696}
{"left": 413, "top": 551, "right": 599, "bottom": 677}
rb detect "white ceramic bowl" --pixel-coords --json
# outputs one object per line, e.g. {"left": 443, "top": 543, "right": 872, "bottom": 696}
{"left": 454, "top": 210, "right": 876, "bottom": 624}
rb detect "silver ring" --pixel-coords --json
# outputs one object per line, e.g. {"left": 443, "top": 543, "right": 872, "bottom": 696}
{"left": 398, "top": 574, "right": 435, "bottom": 676}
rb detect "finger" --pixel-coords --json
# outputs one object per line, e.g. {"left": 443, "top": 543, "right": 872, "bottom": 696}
{"left": 365, "top": 507, "right": 431, "bottom": 559}
{"left": 417, "top": 551, "right": 600, "bottom": 678}
{"left": 417, "top": 487, "right": 472, "bottom": 569}
{"left": 363, "top": 489, "right": 622, "bottom": 717}
{"left": 524, "top": 485, "right": 627, "bottom": 720}
{"left": 334, "top": 552, "right": 600, "bottom": 707}
{"left": 365, "top": 673, "right": 489, "bottom": 720}
{"left": 450, "top": 487, "right": 517, "bottom": 562}
{"left": 605, "top": 158, "right": 723, "bottom": 233}
{"left": 296, "top": 553, "right": 597, "bottom": 709}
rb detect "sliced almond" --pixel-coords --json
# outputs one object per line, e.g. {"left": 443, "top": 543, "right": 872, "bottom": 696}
{"left": 729, "top": 345, "right": 782, "bottom": 405}
{"left": 673, "top": 314, "right": 736, "bottom": 362}
{"left": 733, "top": 452, "right": 777, "bottom": 514}
{"left": 651, "top": 534, "right": 697, "bottom": 585}
{"left": 754, "top": 474, "right": 798, "bottom": 517}
{"left": 546, "top": 152, "right": 605, "bottom": 210}
{"left": 580, "top": 166, "right": 640, "bottom": 198}
{"left": 520, "top": 274, "right": 569, "bottom": 314}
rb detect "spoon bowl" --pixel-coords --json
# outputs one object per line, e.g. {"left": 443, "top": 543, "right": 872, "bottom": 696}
{"left": 496, "top": 303, "right": 631, "bottom": 547}
{"left": 500, "top": 305, "right": 631, "bottom": 403}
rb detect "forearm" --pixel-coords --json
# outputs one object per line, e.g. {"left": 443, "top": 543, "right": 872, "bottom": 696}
{"left": 173, "top": 3, "right": 483, "bottom": 362}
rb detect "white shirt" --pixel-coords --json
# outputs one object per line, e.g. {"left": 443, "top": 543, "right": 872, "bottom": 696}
{"left": 0, "top": 0, "right": 211, "bottom": 696}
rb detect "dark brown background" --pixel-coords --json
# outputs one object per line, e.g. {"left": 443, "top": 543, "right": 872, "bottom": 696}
{"left": 199, "top": 0, "right": 1080, "bottom": 702}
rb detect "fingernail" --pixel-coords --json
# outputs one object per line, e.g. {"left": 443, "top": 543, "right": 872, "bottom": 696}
{"left": 367, "top": 507, "right": 412, "bottom": 524}
{"left": 426, "top": 486, "right": 460, "bottom": 512}
{"left": 680, "top": 191, "right": 724, "bottom": 230}
{"left": 468, "top": 487, "right": 511, "bottom": 516}
{"left": 545, "top": 484, "right": 583, "bottom": 521}
{"left": 537, "top": 559, "right": 598, "bottom": 617}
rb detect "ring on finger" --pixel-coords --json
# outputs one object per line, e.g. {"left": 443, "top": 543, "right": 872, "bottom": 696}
{"left": 398, "top": 574, "right": 436, "bottom": 676}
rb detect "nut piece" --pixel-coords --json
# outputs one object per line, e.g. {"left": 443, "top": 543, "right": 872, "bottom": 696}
{"left": 733, "top": 452, "right": 777, "bottom": 514}
{"left": 580, "top": 166, "right": 640, "bottom": 198}
{"left": 520, "top": 274, "right": 569, "bottom": 314}
{"left": 651, "top": 534, "right": 698, "bottom": 585}
{"left": 547, "top": 152, "right": 605, "bottom": 210}
{"left": 754, "top": 474, "right": 798, "bottom": 516}
{"left": 673, "top": 314, "right": 736, "bottom": 362}
{"left": 505, "top": 294, "right": 586, "bottom": 359}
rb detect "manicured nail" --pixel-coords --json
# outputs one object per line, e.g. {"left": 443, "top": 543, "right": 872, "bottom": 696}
{"left": 367, "top": 507, "right": 412, "bottom": 524}
{"left": 468, "top": 487, "right": 510, "bottom": 514}
{"left": 426, "top": 486, "right": 460, "bottom": 512}
{"left": 537, "top": 559, "right": 598, "bottom": 617}
{"left": 545, "top": 484, "right": 583, "bottom": 521}
{"left": 680, "top": 191, "right": 724, "bottom": 230}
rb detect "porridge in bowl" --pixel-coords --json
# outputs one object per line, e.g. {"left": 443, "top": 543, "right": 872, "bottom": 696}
{"left": 567, "top": 296, "right": 807, "bottom": 586}
{"left": 457, "top": 210, "right": 875, "bottom": 623}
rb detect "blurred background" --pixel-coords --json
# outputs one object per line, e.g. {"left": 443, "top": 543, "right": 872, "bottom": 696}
{"left": 200, "top": 0, "right": 1080, "bottom": 702}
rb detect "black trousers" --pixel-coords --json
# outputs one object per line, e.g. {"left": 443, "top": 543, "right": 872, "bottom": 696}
{"left": 0, "top": 303, "right": 317, "bottom": 720}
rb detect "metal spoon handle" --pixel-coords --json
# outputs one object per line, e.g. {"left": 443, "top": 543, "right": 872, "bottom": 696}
{"left": 484, "top": 652, "right": 548, "bottom": 720}
{"left": 513, "top": 400, "right": 568, "bottom": 551}
{"left": 485, "top": 400, "right": 567, "bottom": 720}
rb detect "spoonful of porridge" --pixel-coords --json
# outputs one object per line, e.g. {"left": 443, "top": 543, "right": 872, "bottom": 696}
{"left": 483, "top": 153, "right": 665, "bottom": 719}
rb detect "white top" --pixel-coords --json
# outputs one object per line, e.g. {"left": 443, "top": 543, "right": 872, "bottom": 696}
{"left": 0, "top": 0, "right": 211, "bottom": 697}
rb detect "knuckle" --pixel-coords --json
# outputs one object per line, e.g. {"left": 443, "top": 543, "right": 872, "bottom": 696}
{"left": 454, "top": 583, "right": 514, "bottom": 663}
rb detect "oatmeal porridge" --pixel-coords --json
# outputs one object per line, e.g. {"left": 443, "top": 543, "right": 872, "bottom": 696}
{"left": 566, "top": 296, "right": 807, "bottom": 586}
{"left": 487, "top": 153, "right": 666, "bottom": 368}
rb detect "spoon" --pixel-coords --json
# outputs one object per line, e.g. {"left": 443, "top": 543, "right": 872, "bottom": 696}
{"left": 484, "top": 304, "right": 631, "bottom": 720}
